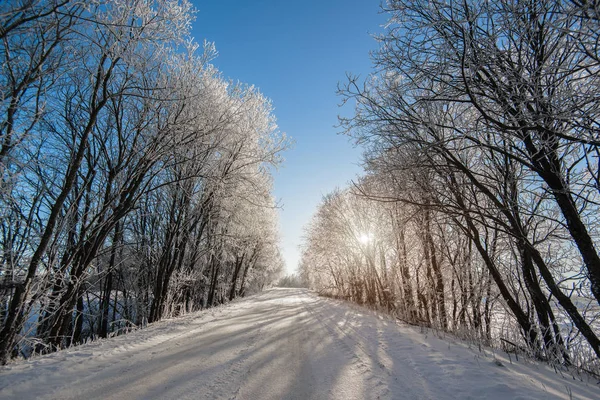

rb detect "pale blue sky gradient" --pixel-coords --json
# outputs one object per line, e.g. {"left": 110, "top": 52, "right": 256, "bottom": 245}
{"left": 192, "top": 1, "right": 386, "bottom": 274}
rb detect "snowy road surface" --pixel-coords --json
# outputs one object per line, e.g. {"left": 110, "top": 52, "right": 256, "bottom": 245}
{"left": 0, "top": 288, "right": 597, "bottom": 399}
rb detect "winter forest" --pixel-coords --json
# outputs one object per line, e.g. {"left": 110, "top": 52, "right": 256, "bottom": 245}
{"left": 2, "top": 0, "right": 600, "bottom": 388}
{"left": 0, "top": 0, "right": 287, "bottom": 365}
{"left": 300, "top": 0, "right": 600, "bottom": 374}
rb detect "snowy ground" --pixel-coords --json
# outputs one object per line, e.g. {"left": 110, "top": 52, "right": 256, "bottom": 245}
{"left": 0, "top": 288, "right": 598, "bottom": 400}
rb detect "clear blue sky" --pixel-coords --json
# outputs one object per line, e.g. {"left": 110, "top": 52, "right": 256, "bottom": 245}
{"left": 192, "top": 1, "right": 387, "bottom": 274}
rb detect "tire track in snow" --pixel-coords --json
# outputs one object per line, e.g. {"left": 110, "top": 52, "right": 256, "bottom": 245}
{"left": 2, "top": 289, "right": 597, "bottom": 400}
{"left": 301, "top": 296, "right": 390, "bottom": 399}
{"left": 201, "top": 318, "right": 265, "bottom": 400}
{"left": 306, "top": 296, "right": 440, "bottom": 400}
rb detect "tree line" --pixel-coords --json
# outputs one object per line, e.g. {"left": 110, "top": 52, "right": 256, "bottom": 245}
{"left": 301, "top": 0, "right": 600, "bottom": 371}
{"left": 0, "top": 0, "right": 287, "bottom": 364}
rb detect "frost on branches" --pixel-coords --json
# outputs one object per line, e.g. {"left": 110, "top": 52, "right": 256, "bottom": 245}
{"left": 0, "top": 0, "right": 288, "bottom": 364}
{"left": 303, "top": 0, "right": 600, "bottom": 374}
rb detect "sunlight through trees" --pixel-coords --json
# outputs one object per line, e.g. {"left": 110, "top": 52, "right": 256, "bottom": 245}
{"left": 301, "top": 0, "right": 600, "bottom": 373}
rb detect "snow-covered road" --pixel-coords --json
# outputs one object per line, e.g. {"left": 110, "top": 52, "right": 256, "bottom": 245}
{"left": 0, "top": 288, "right": 597, "bottom": 399}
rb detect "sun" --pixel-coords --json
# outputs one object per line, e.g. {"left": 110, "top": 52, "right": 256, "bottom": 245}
{"left": 358, "top": 233, "right": 372, "bottom": 244}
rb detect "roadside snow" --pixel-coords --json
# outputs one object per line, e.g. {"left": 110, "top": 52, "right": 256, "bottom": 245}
{"left": 0, "top": 288, "right": 597, "bottom": 399}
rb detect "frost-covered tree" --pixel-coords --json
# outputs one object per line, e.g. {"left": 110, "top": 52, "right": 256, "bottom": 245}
{"left": 314, "top": 0, "right": 600, "bottom": 369}
{"left": 0, "top": 0, "right": 287, "bottom": 364}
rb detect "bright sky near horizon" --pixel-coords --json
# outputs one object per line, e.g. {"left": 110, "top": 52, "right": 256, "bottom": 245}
{"left": 192, "top": 1, "right": 387, "bottom": 274}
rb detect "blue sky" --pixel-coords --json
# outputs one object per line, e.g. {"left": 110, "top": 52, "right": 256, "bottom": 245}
{"left": 192, "top": 1, "right": 387, "bottom": 274}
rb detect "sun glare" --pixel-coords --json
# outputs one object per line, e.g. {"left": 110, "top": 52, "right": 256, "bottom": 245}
{"left": 358, "top": 233, "right": 372, "bottom": 244}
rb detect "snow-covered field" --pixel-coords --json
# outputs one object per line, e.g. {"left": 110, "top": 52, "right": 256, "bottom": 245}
{"left": 0, "top": 288, "right": 597, "bottom": 399}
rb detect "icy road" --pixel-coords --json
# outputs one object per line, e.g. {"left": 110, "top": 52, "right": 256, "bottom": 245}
{"left": 0, "top": 288, "right": 597, "bottom": 399}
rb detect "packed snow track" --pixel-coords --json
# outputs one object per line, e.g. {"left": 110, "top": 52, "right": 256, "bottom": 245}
{"left": 0, "top": 288, "right": 597, "bottom": 399}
